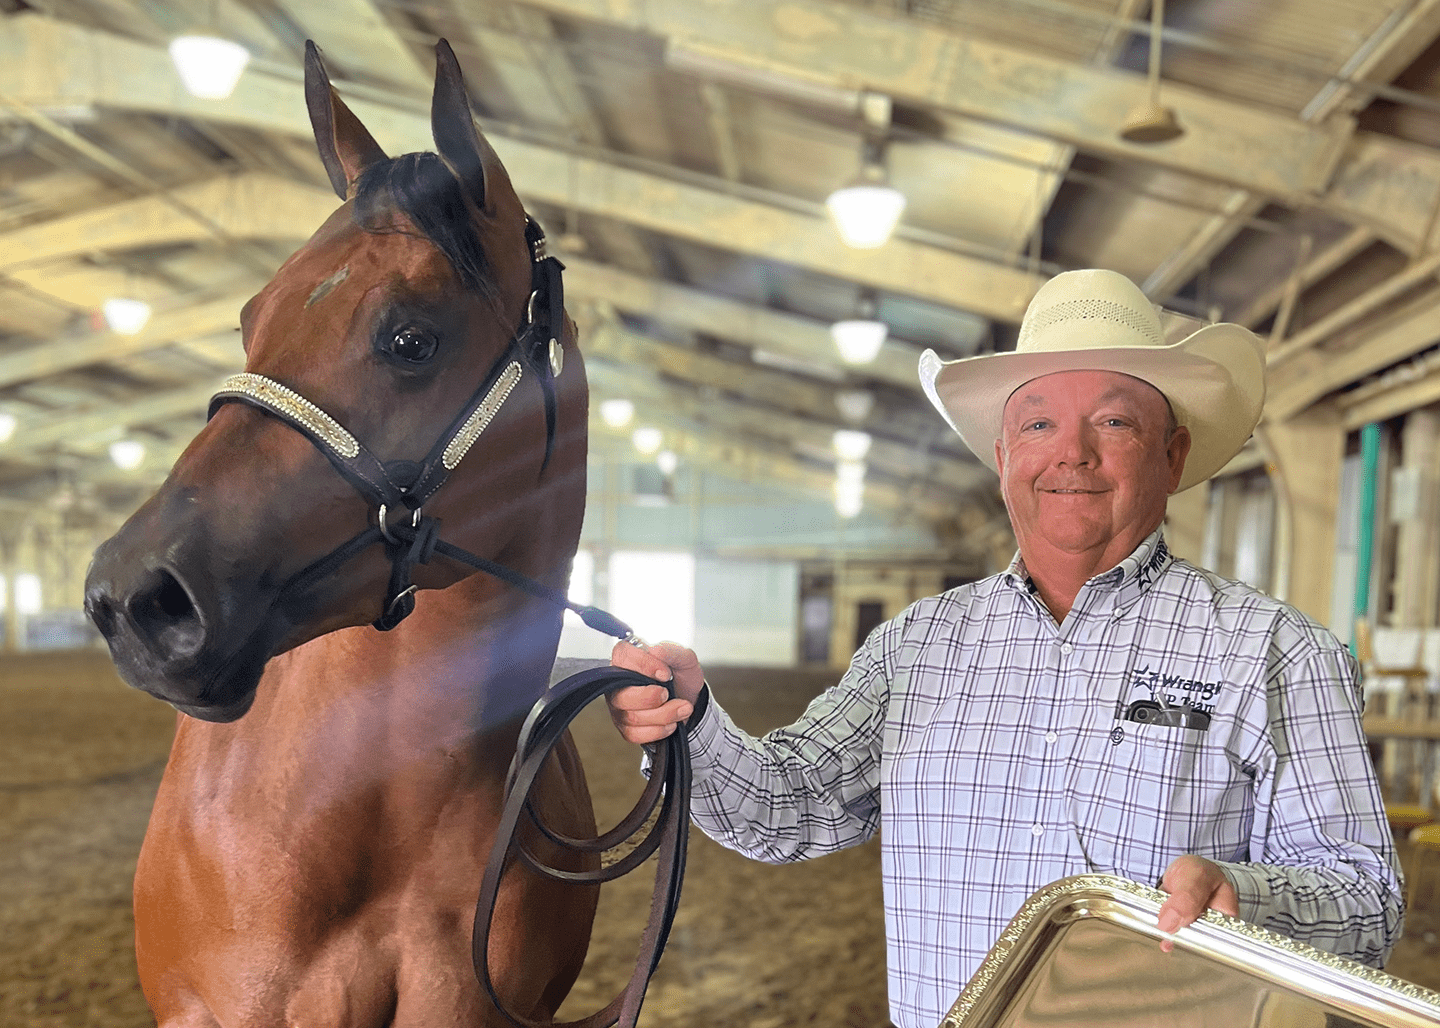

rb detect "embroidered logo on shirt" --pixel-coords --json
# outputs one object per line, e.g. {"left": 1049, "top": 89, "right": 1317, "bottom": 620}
{"left": 1116, "top": 664, "right": 1215, "bottom": 730}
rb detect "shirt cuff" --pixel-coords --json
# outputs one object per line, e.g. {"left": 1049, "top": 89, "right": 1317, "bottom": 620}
{"left": 1209, "top": 860, "right": 1269, "bottom": 926}
{"left": 641, "top": 682, "right": 720, "bottom": 785}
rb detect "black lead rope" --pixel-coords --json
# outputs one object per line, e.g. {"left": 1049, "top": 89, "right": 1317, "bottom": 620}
{"left": 473, "top": 666, "right": 691, "bottom": 1028}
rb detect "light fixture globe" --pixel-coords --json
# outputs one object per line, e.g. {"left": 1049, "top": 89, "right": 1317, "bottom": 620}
{"left": 833, "top": 478, "right": 864, "bottom": 518}
{"left": 832, "top": 429, "right": 873, "bottom": 462}
{"left": 825, "top": 174, "right": 906, "bottom": 249}
{"left": 830, "top": 318, "right": 888, "bottom": 364}
{"left": 0, "top": 412, "right": 15, "bottom": 444}
{"left": 170, "top": 36, "right": 251, "bottom": 100}
{"left": 102, "top": 297, "right": 152, "bottom": 335}
{"left": 599, "top": 398, "right": 635, "bottom": 429}
{"left": 631, "top": 426, "right": 663, "bottom": 456}
{"left": 109, "top": 439, "right": 146, "bottom": 470}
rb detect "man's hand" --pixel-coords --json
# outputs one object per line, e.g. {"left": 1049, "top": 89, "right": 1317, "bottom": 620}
{"left": 606, "top": 641, "right": 706, "bottom": 745}
{"left": 1156, "top": 855, "right": 1240, "bottom": 952}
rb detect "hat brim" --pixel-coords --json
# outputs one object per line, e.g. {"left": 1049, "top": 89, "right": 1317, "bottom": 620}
{"left": 920, "top": 323, "right": 1265, "bottom": 493}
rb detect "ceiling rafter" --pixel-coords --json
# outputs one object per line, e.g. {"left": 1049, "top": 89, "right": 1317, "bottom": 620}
{"left": 521, "top": 0, "right": 1354, "bottom": 199}
{"left": 0, "top": 13, "right": 1039, "bottom": 321}
{"left": 515, "top": 0, "right": 1440, "bottom": 263}
{"left": 0, "top": 176, "right": 935, "bottom": 395}
{"left": 583, "top": 317, "right": 982, "bottom": 492}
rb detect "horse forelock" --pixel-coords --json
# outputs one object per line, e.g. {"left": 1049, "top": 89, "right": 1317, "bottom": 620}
{"left": 351, "top": 153, "right": 507, "bottom": 313}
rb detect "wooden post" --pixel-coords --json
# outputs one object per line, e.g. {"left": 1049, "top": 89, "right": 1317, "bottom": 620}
{"left": 1259, "top": 406, "right": 1347, "bottom": 625}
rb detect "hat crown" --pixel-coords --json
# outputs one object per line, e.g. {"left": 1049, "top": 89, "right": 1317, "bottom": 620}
{"left": 1015, "top": 270, "right": 1164, "bottom": 354}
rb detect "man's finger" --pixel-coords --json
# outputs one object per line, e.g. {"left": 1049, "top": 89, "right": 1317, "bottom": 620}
{"left": 611, "top": 697, "right": 693, "bottom": 727}
{"left": 606, "top": 684, "right": 673, "bottom": 711}
{"left": 610, "top": 640, "right": 674, "bottom": 681}
{"left": 1156, "top": 855, "right": 1239, "bottom": 951}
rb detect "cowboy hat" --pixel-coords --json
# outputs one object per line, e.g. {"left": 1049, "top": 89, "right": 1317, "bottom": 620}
{"left": 919, "top": 268, "right": 1265, "bottom": 492}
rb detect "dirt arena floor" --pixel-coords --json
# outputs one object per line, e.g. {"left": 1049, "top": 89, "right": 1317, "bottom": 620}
{"left": 2, "top": 650, "right": 1437, "bottom": 1028}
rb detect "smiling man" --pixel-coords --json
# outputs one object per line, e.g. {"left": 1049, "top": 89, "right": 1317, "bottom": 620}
{"left": 606, "top": 268, "right": 1403, "bottom": 1028}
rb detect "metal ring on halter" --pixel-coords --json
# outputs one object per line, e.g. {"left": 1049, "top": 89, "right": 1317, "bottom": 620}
{"left": 377, "top": 504, "right": 423, "bottom": 545}
{"left": 525, "top": 288, "right": 540, "bottom": 327}
{"left": 386, "top": 584, "right": 419, "bottom": 616}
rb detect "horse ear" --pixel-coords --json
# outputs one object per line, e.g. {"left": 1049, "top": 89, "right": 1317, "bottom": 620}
{"left": 304, "top": 40, "right": 388, "bottom": 201}
{"left": 432, "top": 38, "right": 515, "bottom": 218}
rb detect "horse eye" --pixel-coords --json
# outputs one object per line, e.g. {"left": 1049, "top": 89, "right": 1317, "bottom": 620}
{"left": 388, "top": 328, "right": 438, "bottom": 363}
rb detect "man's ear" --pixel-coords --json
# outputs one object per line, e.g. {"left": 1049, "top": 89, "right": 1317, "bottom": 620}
{"left": 994, "top": 437, "right": 1006, "bottom": 478}
{"left": 1165, "top": 425, "right": 1192, "bottom": 493}
{"left": 305, "top": 41, "right": 387, "bottom": 200}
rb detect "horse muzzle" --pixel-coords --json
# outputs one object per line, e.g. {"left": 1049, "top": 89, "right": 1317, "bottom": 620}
{"left": 84, "top": 524, "right": 273, "bottom": 721}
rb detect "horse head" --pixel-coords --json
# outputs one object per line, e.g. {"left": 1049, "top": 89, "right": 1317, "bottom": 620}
{"left": 84, "top": 41, "right": 587, "bottom": 723}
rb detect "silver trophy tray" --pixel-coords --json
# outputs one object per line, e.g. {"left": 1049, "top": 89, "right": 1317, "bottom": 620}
{"left": 941, "top": 874, "right": 1440, "bottom": 1028}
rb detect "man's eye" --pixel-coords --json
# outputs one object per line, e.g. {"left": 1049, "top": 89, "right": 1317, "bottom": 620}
{"left": 388, "top": 328, "right": 438, "bottom": 363}
{"left": 1025, "top": 420, "right": 1048, "bottom": 431}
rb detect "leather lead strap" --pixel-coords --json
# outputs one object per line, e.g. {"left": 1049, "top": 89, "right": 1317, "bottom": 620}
{"left": 472, "top": 666, "right": 691, "bottom": 1028}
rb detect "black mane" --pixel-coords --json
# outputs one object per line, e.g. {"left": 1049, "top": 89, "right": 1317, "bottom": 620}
{"left": 352, "top": 152, "right": 502, "bottom": 310}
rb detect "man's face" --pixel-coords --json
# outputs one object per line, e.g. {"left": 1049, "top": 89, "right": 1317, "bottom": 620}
{"left": 994, "top": 369, "right": 1191, "bottom": 562}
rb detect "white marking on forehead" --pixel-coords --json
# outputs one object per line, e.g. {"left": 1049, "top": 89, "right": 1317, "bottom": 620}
{"left": 305, "top": 265, "right": 350, "bottom": 308}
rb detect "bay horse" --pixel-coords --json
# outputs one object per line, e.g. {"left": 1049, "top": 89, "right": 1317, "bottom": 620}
{"left": 83, "top": 41, "right": 601, "bottom": 1028}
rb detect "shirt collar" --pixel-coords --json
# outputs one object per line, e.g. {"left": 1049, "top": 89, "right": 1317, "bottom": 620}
{"left": 1002, "top": 526, "right": 1173, "bottom": 608}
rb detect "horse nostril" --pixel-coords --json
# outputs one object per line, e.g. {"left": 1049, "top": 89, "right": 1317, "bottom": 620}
{"left": 85, "top": 590, "right": 119, "bottom": 639}
{"left": 128, "top": 569, "right": 207, "bottom": 660}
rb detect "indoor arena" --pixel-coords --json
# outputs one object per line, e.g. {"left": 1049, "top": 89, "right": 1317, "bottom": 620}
{"left": 3, "top": 2, "right": 1440, "bottom": 1027}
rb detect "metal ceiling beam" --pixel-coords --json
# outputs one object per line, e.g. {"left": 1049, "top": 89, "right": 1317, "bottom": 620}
{"left": 587, "top": 329, "right": 983, "bottom": 497}
{"left": 521, "top": 0, "right": 1354, "bottom": 200}
{"left": 1, "top": 379, "right": 219, "bottom": 453}
{"left": 1141, "top": 0, "right": 1436, "bottom": 305}
{"left": 1266, "top": 287, "right": 1440, "bottom": 420}
{"left": 273, "top": 0, "right": 432, "bottom": 93}
{"left": 0, "top": 291, "right": 253, "bottom": 390}
{"left": 0, "top": 173, "right": 328, "bottom": 273}
{"left": 583, "top": 317, "right": 977, "bottom": 488}
{"left": 0, "top": 177, "right": 933, "bottom": 394}
{"left": 1233, "top": 226, "right": 1374, "bottom": 329}
{"left": 1141, "top": 192, "right": 1267, "bottom": 303}
{"left": 0, "top": 14, "right": 1039, "bottom": 321}
{"left": 563, "top": 257, "right": 925, "bottom": 391}
{"left": 521, "top": 0, "right": 1440, "bottom": 263}
{"left": 585, "top": 362, "right": 958, "bottom": 523}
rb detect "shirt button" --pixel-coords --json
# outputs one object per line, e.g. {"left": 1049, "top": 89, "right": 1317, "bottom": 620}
{"left": 1031, "top": 823, "right": 1044, "bottom": 837}
{"left": 1059, "top": 642, "right": 1074, "bottom": 655}
{"left": 1045, "top": 731, "right": 1058, "bottom": 744}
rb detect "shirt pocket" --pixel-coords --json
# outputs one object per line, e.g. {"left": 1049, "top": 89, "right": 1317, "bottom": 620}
{"left": 1071, "top": 719, "right": 1244, "bottom": 885}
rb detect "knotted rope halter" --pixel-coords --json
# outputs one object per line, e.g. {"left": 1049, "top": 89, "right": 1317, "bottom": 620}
{"left": 208, "top": 217, "right": 689, "bottom": 1028}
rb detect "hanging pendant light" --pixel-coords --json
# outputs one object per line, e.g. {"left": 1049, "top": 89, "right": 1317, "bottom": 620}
{"left": 102, "top": 297, "right": 152, "bottom": 335}
{"left": 827, "top": 137, "right": 906, "bottom": 249}
{"left": 170, "top": 35, "right": 251, "bottom": 100}
{"left": 1120, "top": 0, "right": 1183, "bottom": 143}
{"left": 830, "top": 290, "right": 888, "bottom": 364}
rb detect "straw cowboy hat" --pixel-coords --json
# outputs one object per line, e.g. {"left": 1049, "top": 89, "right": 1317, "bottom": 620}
{"left": 919, "top": 268, "right": 1265, "bottom": 493}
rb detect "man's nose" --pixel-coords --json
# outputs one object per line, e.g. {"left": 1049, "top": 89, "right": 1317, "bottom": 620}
{"left": 1053, "top": 422, "right": 1098, "bottom": 465}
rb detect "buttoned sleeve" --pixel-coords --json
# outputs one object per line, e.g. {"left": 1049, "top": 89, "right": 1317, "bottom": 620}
{"left": 1211, "top": 626, "right": 1404, "bottom": 967}
{"left": 678, "top": 622, "right": 892, "bottom": 864}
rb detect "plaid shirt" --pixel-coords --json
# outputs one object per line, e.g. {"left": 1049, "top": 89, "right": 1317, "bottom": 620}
{"left": 682, "top": 529, "right": 1403, "bottom": 1028}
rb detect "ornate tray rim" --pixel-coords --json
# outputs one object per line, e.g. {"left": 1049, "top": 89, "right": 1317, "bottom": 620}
{"left": 939, "top": 873, "right": 1440, "bottom": 1027}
